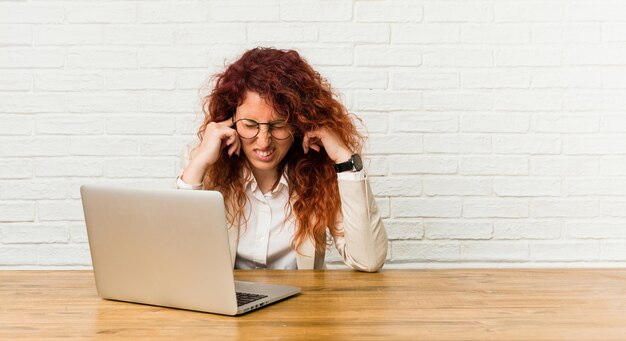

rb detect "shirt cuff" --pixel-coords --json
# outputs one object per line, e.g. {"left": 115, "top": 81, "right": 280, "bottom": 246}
{"left": 337, "top": 169, "right": 365, "bottom": 181}
{"left": 176, "top": 176, "right": 203, "bottom": 190}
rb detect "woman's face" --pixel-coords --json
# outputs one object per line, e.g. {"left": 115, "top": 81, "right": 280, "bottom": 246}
{"left": 234, "top": 91, "right": 294, "bottom": 176}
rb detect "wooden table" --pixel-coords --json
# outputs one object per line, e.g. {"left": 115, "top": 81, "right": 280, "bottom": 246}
{"left": 1, "top": 269, "right": 626, "bottom": 340}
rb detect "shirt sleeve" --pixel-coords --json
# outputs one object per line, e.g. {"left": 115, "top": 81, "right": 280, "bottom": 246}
{"left": 336, "top": 169, "right": 365, "bottom": 181}
{"left": 176, "top": 176, "right": 203, "bottom": 190}
{"left": 174, "top": 139, "right": 204, "bottom": 190}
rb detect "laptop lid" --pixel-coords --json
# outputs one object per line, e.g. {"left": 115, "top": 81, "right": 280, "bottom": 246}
{"left": 81, "top": 184, "right": 240, "bottom": 315}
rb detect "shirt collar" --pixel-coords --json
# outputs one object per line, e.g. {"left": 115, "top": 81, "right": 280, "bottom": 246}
{"left": 244, "top": 167, "right": 289, "bottom": 195}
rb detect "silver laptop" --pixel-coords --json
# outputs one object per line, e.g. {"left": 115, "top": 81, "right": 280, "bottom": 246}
{"left": 80, "top": 184, "right": 300, "bottom": 315}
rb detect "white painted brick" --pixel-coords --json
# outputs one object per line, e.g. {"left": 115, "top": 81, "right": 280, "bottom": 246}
{"left": 495, "top": 1, "right": 563, "bottom": 22}
{"left": 464, "top": 198, "right": 528, "bottom": 218}
{"left": 563, "top": 135, "right": 626, "bottom": 155}
{"left": 461, "top": 24, "right": 529, "bottom": 44}
{"left": 355, "top": 46, "right": 421, "bottom": 67}
{"left": 0, "top": 180, "right": 66, "bottom": 200}
{"left": 389, "top": 155, "right": 457, "bottom": 175}
{"left": 392, "top": 72, "right": 459, "bottom": 90}
{"left": 207, "top": 45, "right": 248, "bottom": 66}
{"left": 176, "top": 69, "right": 213, "bottom": 90}
{"left": 208, "top": 0, "right": 279, "bottom": 21}
{"left": 383, "top": 219, "right": 424, "bottom": 240}
{"left": 603, "top": 23, "right": 626, "bottom": 42}
{"left": 460, "top": 241, "right": 528, "bottom": 261}
{"left": 358, "top": 112, "right": 388, "bottom": 134}
{"left": 494, "top": 90, "right": 561, "bottom": 111}
{"left": 291, "top": 45, "right": 353, "bottom": 66}
{"left": 601, "top": 241, "right": 626, "bottom": 260}
{"left": 365, "top": 134, "right": 422, "bottom": 154}
{"left": 460, "top": 113, "right": 529, "bottom": 133}
{"left": 281, "top": 0, "right": 351, "bottom": 22}
{"left": 363, "top": 156, "right": 388, "bottom": 176}
{"left": 602, "top": 68, "right": 626, "bottom": 88}
{"left": 66, "top": 49, "right": 137, "bottom": 69}
{"left": 393, "top": 24, "right": 459, "bottom": 43}
{"left": 375, "top": 197, "right": 390, "bottom": 218}
{"left": 34, "top": 25, "right": 102, "bottom": 45}
{"left": 530, "top": 241, "right": 599, "bottom": 261}
{"left": 0, "top": 246, "right": 38, "bottom": 265}
{"left": 177, "top": 115, "right": 201, "bottom": 135}
{"left": 534, "top": 115, "right": 598, "bottom": 133}
{"left": 531, "top": 199, "right": 598, "bottom": 218}
{"left": 140, "top": 137, "right": 191, "bottom": 156}
{"left": 70, "top": 222, "right": 88, "bottom": 243}
{"left": 369, "top": 176, "right": 422, "bottom": 197}
{"left": 67, "top": 178, "right": 175, "bottom": 200}
{"left": 321, "top": 24, "right": 389, "bottom": 43}
{"left": 566, "top": 1, "right": 626, "bottom": 21}
{"left": 67, "top": 94, "right": 138, "bottom": 114}
{"left": 139, "top": 48, "right": 207, "bottom": 68}
{"left": 107, "top": 116, "right": 176, "bottom": 135}
{"left": 462, "top": 70, "right": 530, "bottom": 89}
{"left": 0, "top": 159, "right": 32, "bottom": 179}
{"left": 35, "top": 158, "right": 103, "bottom": 177}
{"left": 390, "top": 113, "right": 457, "bottom": 133}
{"left": 355, "top": 1, "right": 423, "bottom": 23}
{"left": 0, "top": 71, "right": 31, "bottom": 91}
{"left": 601, "top": 199, "right": 626, "bottom": 217}
{"left": 460, "top": 156, "right": 528, "bottom": 175}
{"left": 139, "top": 92, "right": 199, "bottom": 113}
{"left": 37, "top": 200, "right": 84, "bottom": 221}
{"left": 531, "top": 156, "right": 598, "bottom": 176}
{"left": 138, "top": 2, "right": 208, "bottom": 23}
{"left": 392, "top": 241, "right": 460, "bottom": 261}
{"left": 425, "top": 220, "right": 491, "bottom": 239}
{"left": 564, "top": 222, "right": 626, "bottom": 239}
{"left": 107, "top": 70, "right": 176, "bottom": 90}
{"left": 247, "top": 24, "right": 317, "bottom": 43}
{"left": 0, "top": 223, "right": 69, "bottom": 244}
{"left": 38, "top": 245, "right": 92, "bottom": 266}
{"left": 0, "top": 202, "right": 34, "bottom": 222}
{"left": 532, "top": 69, "right": 601, "bottom": 88}
{"left": 65, "top": 3, "right": 136, "bottom": 24}
{"left": 423, "top": 48, "right": 492, "bottom": 67}
{"left": 602, "top": 115, "right": 626, "bottom": 133}
{"left": 0, "top": 48, "right": 64, "bottom": 68}
{"left": 565, "top": 179, "right": 626, "bottom": 196}
{"left": 354, "top": 91, "right": 421, "bottom": 111}
{"left": 174, "top": 25, "right": 246, "bottom": 44}
{"left": 320, "top": 68, "right": 387, "bottom": 90}
{"left": 0, "top": 24, "right": 31, "bottom": 45}
{"left": 425, "top": 135, "right": 491, "bottom": 154}
{"left": 105, "top": 25, "right": 174, "bottom": 45}
{"left": 532, "top": 24, "right": 600, "bottom": 43}
{"left": 0, "top": 115, "right": 32, "bottom": 135}
{"left": 492, "top": 134, "right": 561, "bottom": 154}
{"left": 34, "top": 72, "right": 103, "bottom": 92}
{"left": 565, "top": 91, "right": 626, "bottom": 111}
{"left": 423, "top": 91, "right": 492, "bottom": 111}
{"left": 106, "top": 158, "right": 175, "bottom": 178}
{"left": 495, "top": 48, "right": 561, "bottom": 66}
{"left": 0, "top": 137, "right": 67, "bottom": 157}
{"left": 600, "top": 157, "right": 626, "bottom": 175}
{"left": 0, "top": 93, "right": 65, "bottom": 113}
{"left": 423, "top": 177, "right": 491, "bottom": 196}
{"left": 425, "top": 1, "right": 492, "bottom": 22}
{"left": 564, "top": 46, "right": 626, "bottom": 66}
{"left": 493, "top": 221, "right": 561, "bottom": 240}
{"left": 0, "top": 4, "right": 63, "bottom": 24}
{"left": 493, "top": 177, "right": 561, "bottom": 197}
{"left": 392, "top": 198, "right": 462, "bottom": 218}
{"left": 69, "top": 137, "right": 138, "bottom": 156}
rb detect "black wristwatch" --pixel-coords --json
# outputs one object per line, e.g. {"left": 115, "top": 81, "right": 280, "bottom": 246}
{"left": 334, "top": 153, "right": 363, "bottom": 173}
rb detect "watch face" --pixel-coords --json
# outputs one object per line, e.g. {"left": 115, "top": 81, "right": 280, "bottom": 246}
{"left": 352, "top": 154, "right": 363, "bottom": 171}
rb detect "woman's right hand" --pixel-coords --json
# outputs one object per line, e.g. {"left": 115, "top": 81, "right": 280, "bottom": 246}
{"left": 181, "top": 119, "right": 241, "bottom": 184}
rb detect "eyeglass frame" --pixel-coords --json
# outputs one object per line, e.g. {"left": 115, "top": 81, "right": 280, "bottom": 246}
{"left": 231, "top": 116, "right": 294, "bottom": 140}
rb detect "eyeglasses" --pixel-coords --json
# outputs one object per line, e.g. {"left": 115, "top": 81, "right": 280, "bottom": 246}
{"left": 232, "top": 118, "right": 293, "bottom": 140}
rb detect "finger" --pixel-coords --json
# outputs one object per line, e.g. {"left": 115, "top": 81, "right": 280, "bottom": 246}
{"left": 217, "top": 118, "right": 235, "bottom": 127}
{"left": 310, "top": 143, "right": 321, "bottom": 152}
{"left": 302, "top": 134, "right": 310, "bottom": 154}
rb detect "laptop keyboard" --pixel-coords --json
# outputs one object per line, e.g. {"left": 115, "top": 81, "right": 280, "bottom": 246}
{"left": 236, "top": 292, "right": 268, "bottom": 306}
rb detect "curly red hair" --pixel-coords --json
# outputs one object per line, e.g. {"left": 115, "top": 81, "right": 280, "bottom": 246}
{"left": 198, "top": 47, "right": 363, "bottom": 253}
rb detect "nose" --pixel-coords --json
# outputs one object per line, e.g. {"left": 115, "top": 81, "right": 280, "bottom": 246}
{"left": 256, "top": 126, "right": 272, "bottom": 146}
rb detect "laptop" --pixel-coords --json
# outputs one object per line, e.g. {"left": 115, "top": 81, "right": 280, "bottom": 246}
{"left": 80, "top": 184, "right": 300, "bottom": 316}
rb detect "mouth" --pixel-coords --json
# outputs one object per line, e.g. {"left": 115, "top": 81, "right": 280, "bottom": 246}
{"left": 254, "top": 148, "right": 275, "bottom": 161}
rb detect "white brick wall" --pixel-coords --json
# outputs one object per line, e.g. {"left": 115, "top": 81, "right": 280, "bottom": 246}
{"left": 1, "top": 0, "right": 626, "bottom": 269}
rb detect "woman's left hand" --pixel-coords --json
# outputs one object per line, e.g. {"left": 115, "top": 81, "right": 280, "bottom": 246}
{"left": 302, "top": 127, "right": 353, "bottom": 163}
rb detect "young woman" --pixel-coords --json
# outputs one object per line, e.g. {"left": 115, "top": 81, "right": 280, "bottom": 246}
{"left": 176, "top": 47, "right": 387, "bottom": 272}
